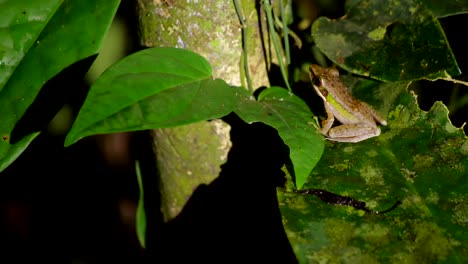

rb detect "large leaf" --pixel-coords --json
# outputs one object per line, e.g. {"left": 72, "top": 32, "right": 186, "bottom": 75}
{"left": 65, "top": 47, "right": 236, "bottom": 146}
{"left": 0, "top": 0, "right": 62, "bottom": 89}
{"left": 313, "top": 0, "right": 460, "bottom": 82}
{"left": 0, "top": 0, "right": 120, "bottom": 172}
{"left": 279, "top": 79, "right": 468, "bottom": 262}
{"left": 233, "top": 87, "right": 325, "bottom": 189}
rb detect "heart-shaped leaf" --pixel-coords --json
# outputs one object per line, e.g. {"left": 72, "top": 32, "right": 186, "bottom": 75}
{"left": 65, "top": 47, "right": 236, "bottom": 146}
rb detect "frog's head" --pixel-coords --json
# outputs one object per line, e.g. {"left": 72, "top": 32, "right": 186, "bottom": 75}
{"left": 309, "top": 64, "right": 340, "bottom": 98}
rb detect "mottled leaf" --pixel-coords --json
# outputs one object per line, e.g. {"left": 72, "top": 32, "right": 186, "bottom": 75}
{"left": 416, "top": 0, "right": 468, "bottom": 18}
{"left": 279, "top": 78, "right": 468, "bottom": 262}
{"left": 313, "top": 0, "right": 460, "bottom": 82}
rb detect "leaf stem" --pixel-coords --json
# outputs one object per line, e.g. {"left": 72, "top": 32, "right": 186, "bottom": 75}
{"left": 279, "top": 0, "right": 290, "bottom": 66}
{"left": 233, "top": 0, "right": 253, "bottom": 93}
{"left": 263, "top": 0, "right": 291, "bottom": 91}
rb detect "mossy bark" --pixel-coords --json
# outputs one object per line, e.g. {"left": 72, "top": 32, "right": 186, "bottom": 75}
{"left": 136, "top": 0, "right": 269, "bottom": 88}
{"left": 135, "top": 0, "right": 268, "bottom": 220}
{"left": 151, "top": 121, "right": 231, "bottom": 221}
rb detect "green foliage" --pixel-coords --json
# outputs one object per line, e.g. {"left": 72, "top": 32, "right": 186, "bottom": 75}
{"left": 413, "top": 0, "right": 468, "bottom": 17}
{"left": 279, "top": 80, "right": 468, "bottom": 263}
{"left": 64, "top": 47, "right": 235, "bottom": 146}
{"left": 0, "top": 0, "right": 120, "bottom": 171}
{"left": 0, "top": 1, "right": 323, "bottom": 192}
{"left": 0, "top": 0, "right": 62, "bottom": 89}
{"left": 313, "top": 0, "right": 460, "bottom": 82}
{"left": 279, "top": 0, "right": 468, "bottom": 262}
{"left": 63, "top": 46, "right": 323, "bottom": 188}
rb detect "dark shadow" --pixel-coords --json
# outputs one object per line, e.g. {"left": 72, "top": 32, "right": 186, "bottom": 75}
{"left": 131, "top": 130, "right": 165, "bottom": 258}
{"left": 10, "top": 55, "right": 97, "bottom": 144}
{"left": 154, "top": 113, "right": 297, "bottom": 263}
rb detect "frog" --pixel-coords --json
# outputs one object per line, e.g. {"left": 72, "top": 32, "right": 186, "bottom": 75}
{"left": 309, "top": 64, "right": 387, "bottom": 143}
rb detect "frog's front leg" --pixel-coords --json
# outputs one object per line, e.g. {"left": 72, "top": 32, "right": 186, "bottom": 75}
{"left": 318, "top": 102, "right": 335, "bottom": 136}
{"left": 327, "top": 123, "right": 381, "bottom": 143}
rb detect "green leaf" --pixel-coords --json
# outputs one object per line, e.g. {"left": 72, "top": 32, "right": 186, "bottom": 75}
{"left": 0, "top": 0, "right": 120, "bottom": 172}
{"left": 415, "top": 0, "right": 468, "bottom": 18}
{"left": 65, "top": 47, "right": 236, "bottom": 146}
{"left": 233, "top": 87, "right": 325, "bottom": 189}
{"left": 345, "top": 0, "right": 468, "bottom": 18}
{"left": 0, "top": 0, "right": 63, "bottom": 89}
{"left": 278, "top": 79, "right": 468, "bottom": 262}
{"left": 135, "top": 160, "right": 146, "bottom": 249}
{"left": 312, "top": 0, "right": 460, "bottom": 82}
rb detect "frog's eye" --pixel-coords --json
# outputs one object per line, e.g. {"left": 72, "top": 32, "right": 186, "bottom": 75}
{"left": 312, "top": 76, "right": 322, "bottom": 87}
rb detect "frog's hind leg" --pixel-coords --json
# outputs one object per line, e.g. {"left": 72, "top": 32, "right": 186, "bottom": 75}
{"left": 327, "top": 124, "right": 381, "bottom": 143}
{"left": 362, "top": 102, "right": 387, "bottom": 126}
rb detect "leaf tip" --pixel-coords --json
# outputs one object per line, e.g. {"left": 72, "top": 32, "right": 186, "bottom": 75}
{"left": 295, "top": 178, "right": 306, "bottom": 190}
{"left": 63, "top": 134, "right": 77, "bottom": 147}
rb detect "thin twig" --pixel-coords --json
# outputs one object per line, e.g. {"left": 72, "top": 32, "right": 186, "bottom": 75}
{"left": 263, "top": 0, "right": 291, "bottom": 91}
{"left": 233, "top": 0, "right": 253, "bottom": 93}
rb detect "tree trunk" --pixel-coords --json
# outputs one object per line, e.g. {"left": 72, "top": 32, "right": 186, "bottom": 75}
{"left": 135, "top": 0, "right": 268, "bottom": 220}
{"left": 133, "top": 2, "right": 297, "bottom": 262}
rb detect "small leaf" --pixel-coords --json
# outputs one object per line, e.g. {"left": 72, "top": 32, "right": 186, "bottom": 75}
{"left": 234, "top": 87, "right": 324, "bottom": 189}
{"left": 135, "top": 160, "right": 146, "bottom": 249}
{"left": 313, "top": 0, "right": 460, "bottom": 82}
{"left": 65, "top": 47, "right": 236, "bottom": 146}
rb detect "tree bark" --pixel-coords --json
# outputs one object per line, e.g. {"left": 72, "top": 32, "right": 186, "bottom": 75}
{"left": 135, "top": 0, "right": 268, "bottom": 220}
